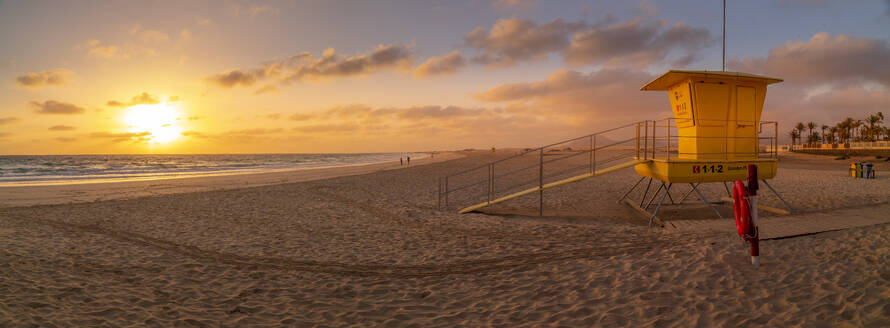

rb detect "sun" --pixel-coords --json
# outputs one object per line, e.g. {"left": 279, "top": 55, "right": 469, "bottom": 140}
{"left": 123, "top": 103, "right": 183, "bottom": 143}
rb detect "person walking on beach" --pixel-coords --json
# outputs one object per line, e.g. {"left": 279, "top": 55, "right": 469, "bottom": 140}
{"left": 407, "top": 156, "right": 410, "bottom": 165}
{"left": 400, "top": 158, "right": 403, "bottom": 166}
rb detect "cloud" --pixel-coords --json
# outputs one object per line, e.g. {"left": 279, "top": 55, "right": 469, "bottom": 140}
{"left": 0, "top": 117, "right": 20, "bottom": 125}
{"left": 187, "top": 116, "right": 202, "bottom": 120}
{"left": 49, "top": 125, "right": 76, "bottom": 131}
{"left": 728, "top": 33, "right": 890, "bottom": 87}
{"left": 180, "top": 29, "right": 191, "bottom": 41}
{"left": 129, "top": 24, "right": 169, "bottom": 43}
{"left": 15, "top": 69, "right": 74, "bottom": 88}
{"left": 207, "top": 69, "right": 260, "bottom": 88}
{"left": 106, "top": 92, "right": 161, "bottom": 107}
{"left": 54, "top": 137, "right": 76, "bottom": 142}
{"left": 181, "top": 130, "right": 207, "bottom": 138}
{"left": 195, "top": 17, "right": 212, "bottom": 25}
{"left": 90, "top": 131, "right": 152, "bottom": 143}
{"left": 206, "top": 44, "right": 415, "bottom": 88}
{"left": 464, "top": 18, "right": 586, "bottom": 68}
{"left": 289, "top": 113, "right": 313, "bottom": 121}
{"left": 249, "top": 5, "right": 279, "bottom": 16}
{"left": 761, "top": 83, "right": 890, "bottom": 128}
{"left": 30, "top": 100, "right": 86, "bottom": 114}
{"left": 463, "top": 17, "right": 711, "bottom": 69}
{"left": 253, "top": 84, "right": 280, "bottom": 95}
{"left": 223, "top": 128, "right": 284, "bottom": 135}
{"left": 564, "top": 19, "right": 712, "bottom": 68}
{"left": 491, "top": 0, "right": 536, "bottom": 10}
{"left": 473, "top": 68, "right": 667, "bottom": 123}
{"left": 414, "top": 51, "right": 466, "bottom": 77}
{"left": 292, "top": 124, "right": 360, "bottom": 134}
{"left": 85, "top": 39, "right": 128, "bottom": 59}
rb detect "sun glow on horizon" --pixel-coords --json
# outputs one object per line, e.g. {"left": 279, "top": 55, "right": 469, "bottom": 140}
{"left": 123, "top": 103, "right": 183, "bottom": 143}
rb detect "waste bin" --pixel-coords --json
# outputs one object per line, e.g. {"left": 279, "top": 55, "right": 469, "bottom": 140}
{"left": 850, "top": 162, "right": 858, "bottom": 178}
{"left": 864, "top": 162, "right": 874, "bottom": 179}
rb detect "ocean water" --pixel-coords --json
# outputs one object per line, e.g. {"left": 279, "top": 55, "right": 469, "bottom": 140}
{"left": 0, "top": 153, "right": 424, "bottom": 185}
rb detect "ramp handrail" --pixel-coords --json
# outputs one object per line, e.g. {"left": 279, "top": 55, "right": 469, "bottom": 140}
{"left": 437, "top": 121, "right": 649, "bottom": 213}
{"left": 437, "top": 117, "right": 778, "bottom": 213}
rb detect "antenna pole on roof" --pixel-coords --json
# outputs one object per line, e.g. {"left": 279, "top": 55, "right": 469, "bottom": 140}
{"left": 722, "top": 0, "right": 726, "bottom": 72}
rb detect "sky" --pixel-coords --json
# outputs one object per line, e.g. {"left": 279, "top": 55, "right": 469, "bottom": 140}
{"left": 0, "top": 0, "right": 888, "bottom": 154}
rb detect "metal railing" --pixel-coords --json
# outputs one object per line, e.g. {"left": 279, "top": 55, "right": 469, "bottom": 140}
{"left": 635, "top": 118, "right": 779, "bottom": 160}
{"left": 437, "top": 117, "right": 778, "bottom": 213}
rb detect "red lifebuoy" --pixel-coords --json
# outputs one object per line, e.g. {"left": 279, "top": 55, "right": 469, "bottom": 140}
{"left": 732, "top": 180, "right": 751, "bottom": 237}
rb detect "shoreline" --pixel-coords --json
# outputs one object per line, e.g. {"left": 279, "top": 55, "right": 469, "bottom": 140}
{"left": 0, "top": 152, "right": 433, "bottom": 187}
{"left": 0, "top": 151, "right": 461, "bottom": 208}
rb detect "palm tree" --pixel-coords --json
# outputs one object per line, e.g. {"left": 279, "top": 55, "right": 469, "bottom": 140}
{"left": 828, "top": 126, "right": 840, "bottom": 144}
{"left": 837, "top": 119, "right": 850, "bottom": 144}
{"left": 821, "top": 125, "right": 828, "bottom": 144}
{"left": 866, "top": 112, "right": 884, "bottom": 142}
{"left": 806, "top": 122, "right": 816, "bottom": 145}
{"left": 852, "top": 120, "right": 862, "bottom": 142}
{"left": 789, "top": 130, "right": 799, "bottom": 148}
{"left": 795, "top": 122, "right": 805, "bottom": 139}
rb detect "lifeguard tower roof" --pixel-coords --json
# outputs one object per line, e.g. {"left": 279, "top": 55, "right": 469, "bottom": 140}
{"left": 640, "top": 70, "right": 783, "bottom": 91}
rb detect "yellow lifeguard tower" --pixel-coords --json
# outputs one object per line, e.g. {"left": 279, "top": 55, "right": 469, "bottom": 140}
{"left": 620, "top": 70, "right": 795, "bottom": 226}
{"left": 634, "top": 70, "right": 783, "bottom": 183}
{"left": 437, "top": 70, "right": 795, "bottom": 227}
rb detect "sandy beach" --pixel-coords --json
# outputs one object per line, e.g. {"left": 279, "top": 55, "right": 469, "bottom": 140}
{"left": 1, "top": 150, "right": 889, "bottom": 327}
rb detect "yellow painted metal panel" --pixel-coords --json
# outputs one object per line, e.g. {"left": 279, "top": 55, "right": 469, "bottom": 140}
{"left": 669, "top": 82, "right": 694, "bottom": 128}
{"left": 641, "top": 70, "right": 783, "bottom": 91}
{"left": 693, "top": 83, "right": 730, "bottom": 126}
{"left": 733, "top": 86, "right": 757, "bottom": 159}
{"left": 633, "top": 159, "right": 777, "bottom": 183}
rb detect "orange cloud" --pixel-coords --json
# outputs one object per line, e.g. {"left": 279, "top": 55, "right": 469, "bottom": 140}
{"left": 465, "top": 18, "right": 585, "bottom": 68}
{"left": 474, "top": 68, "right": 667, "bottom": 124}
{"left": 728, "top": 33, "right": 890, "bottom": 87}
{"left": 0, "top": 117, "right": 20, "bottom": 125}
{"left": 49, "top": 125, "right": 76, "bottom": 131}
{"left": 30, "top": 100, "right": 86, "bottom": 115}
{"left": 249, "top": 5, "right": 279, "bottom": 17}
{"left": 253, "top": 84, "right": 280, "bottom": 95}
{"left": 15, "top": 69, "right": 74, "bottom": 88}
{"left": 206, "top": 44, "right": 415, "bottom": 88}
{"left": 492, "top": 0, "right": 536, "bottom": 10}
{"left": 90, "top": 131, "right": 152, "bottom": 143}
{"left": 129, "top": 24, "right": 169, "bottom": 43}
{"left": 106, "top": 92, "right": 162, "bottom": 107}
{"left": 464, "top": 17, "right": 711, "bottom": 69}
{"left": 85, "top": 40, "right": 128, "bottom": 59}
{"left": 195, "top": 17, "right": 212, "bottom": 25}
{"left": 415, "top": 51, "right": 466, "bottom": 78}
{"left": 565, "top": 19, "right": 711, "bottom": 68}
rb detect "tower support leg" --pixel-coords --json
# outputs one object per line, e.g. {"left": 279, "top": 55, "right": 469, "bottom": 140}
{"left": 649, "top": 183, "right": 672, "bottom": 228}
{"left": 761, "top": 179, "right": 796, "bottom": 213}
{"left": 691, "top": 183, "right": 723, "bottom": 219}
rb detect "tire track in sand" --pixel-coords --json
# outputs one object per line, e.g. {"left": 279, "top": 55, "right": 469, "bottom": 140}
{"left": 2, "top": 187, "right": 661, "bottom": 278}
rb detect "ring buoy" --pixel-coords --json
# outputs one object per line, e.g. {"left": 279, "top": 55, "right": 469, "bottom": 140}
{"left": 732, "top": 180, "right": 752, "bottom": 237}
